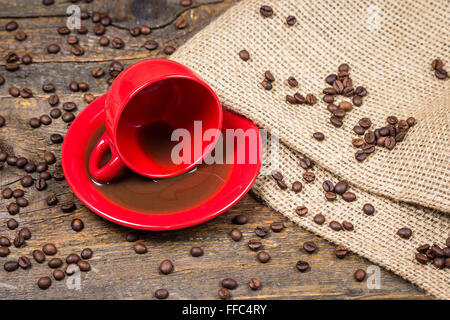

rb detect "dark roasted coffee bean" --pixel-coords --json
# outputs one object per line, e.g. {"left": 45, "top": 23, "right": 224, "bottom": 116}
{"left": 271, "top": 222, "right": 285, "bottom": 232}
{"left": 2, "top": 187, "right": 13, "bottom": 199}
{"left": 91, "top": 67, "right": 104, "bottom": 78}
{"left": 443, "top": 247, "right": 450, "bottom": 258}
{"left": 313, "top": 132, "right": 325, "bottom": 141}
{"left": 0, "top": 236, "right": 11, "bottom": 247}
{"left": 24, "top": 162, "right": 36, "bottom": 173}
{"left": 397, "top": 227, "right": 412, "bottom": 239}
{"left": 37, "top": 276, "right": 52, "bottom": 289}
{"left": 286, "top": 15, "right": 297, "bottom": 25}
{"left": 305, "top": 94, "right": 317, "bottom": 105}
{"left": 249, "top": 278, "right": 261, "bottom": 290}
{"left": 287, "top": 76, "right": 298, "bottom": 87}
{"left": 48, "top": 258, "right": 63, "bottom": 268}
{"left": 323, "top": 87, "right": 336, "bottom": 95}
{"left": 13, "top": 234, "right": 25, "bottom": 248}
{"left": 0, "top": 151, "right": 8, "bottom": 161}
{"left": 4, "top": 260, "right": 19, "bottom": 272}
{"left": 109, "top": 61, "right": 123, "bottom": 77}
{"left": 93, "top": 23, "right": 105, "bottom": 35}
{"left": 173, "top": 18, "right": 188, "bottom": 29}
{"left": 69, "top": 81, "right": 79, "bottom": 92}
{"left": 276, "top": 179, "right": 287, "bottom": 190}
{"left": 81, "top": 248, "right": 93, "bottom": 259}
{"left": 286, "top": 95, "right": 296, "bottom": 104}
{"left": 140, "top": 25, "right": 151, "bottom": 35}
{"left": 62, "top": 112, "right": 75, "bottom": 123}
{"left": 20, "top": 88, "right": 33, "bottom": 98}
{"left": 296, "top": 260, "right": 310, "bottom": 272}
{"left": 43, "top": 243, "right": 57, "bottom": 255}
{"left": 84, "top": 93, "right": 95, "bottom": 103}
{"left": 334, "top": 181, "right": 348, "bottom": 195}
{"left": 359, "top": 118, "right": 372, "bottom": 129}
{"left": 299, "top": 157, "right": 312, "bottom": 169}
{"left": 431, "top": 58, "right": 444, "bottom": 70}
{"left": 40, "top": 171, "right": 51, "bottom": 180}
{"left": 355, "top": 86, "right": 367, "bottom": 97}
{"left": 218, "top": 287, "right": 231, "bottom": 299}
{"left": 325, "top": 74, "right": 338, "bottom": 85}
{"left": 77, "top": 260, "right": 91, "bottom": 272}
{"left": 333, "top": 80, "right": 344, "bottom": 94}
{"left": 6, "top": 218, "right": 18, "bottom": 230}
{"left": 71, "top": 44, "right": 84, "bottom": 56}
{"left": 7, "top": 202, "right": 20, "bottom": 215}
{"left": 66, "top": 35, "right": 78, "bottom": 45}
{"left": 35, "top": 178, "right": 47, "bottom": 191}
{"left": 295, "top": 205, "right": 308, "bottom": 216}
{"left": 416, "top": 244, "right": 430, "bottom": 254}
{"left": 5, "top": 52, "right": 19, "bottom": 63}
{"left": 325, "top": 192, "right": 337, "bottom": 201}
{"left": 257, "top": 251, "right": 271, "bottom": 263}
{"left": 57, "top": 26, "right": 70, "bottom": 35}
{"left": 254, "top": 226, "right": 268, "bottom": 238}
{"left": 433, "top": 257, "right": 445, "bottom": 269}
{"left": 66, "top": 253, "right": 80, "bottom": 264}
{"left": 303, "top": 241, "right": 317, "bottom": 253}
{"left": 335, "top": 246, "right": 348, "bottom": 259}
{"left": 431, "top": 244, "right": 445, "bottom": 257}
{"left": 260, "top": 5, "right": 273, "bottom": 17}
{"left": 48, "top": 94, "right": 59, "bottom": 106}
{"left": 354, "top": 269, "right": 366, "bottom": 281}
{"left": 50, "top": 133, "right": 63, "bottom": 144}
{"left": 163, "top": 45, "right": 176, "bottom": 55}
{"left": 9, "top": 86, "right": 20, "bottom": 97}
{"left": 18, "top": 228, "right": 31, "bottom": 241}
{"left": 322, "top": 180, "right": 334, "bottom": 192}
{"left": 395, "top": 132, "right": 406, "bottom": 142}
{"left": 80, "top": 10, "right": 89, "bottom": 19}
{"left": 446, "top": 237, "right": 450, "bottom": 248}
{"left": 6, "top": 156, "right": 17, "bottom": 166}
{"left": 271, "top": 171, "right": 282, "bottom": 181}
{"left": 159, "top": 259, "right": 174, "bottom": 274}
{"left": 155, "top": 288, "right": 169, "bottom": 299}
{"left": 143, "top": 39, "right": 159, "bottom": 51}
{"left": 221, "top": 278, "right": 238, "bottom": 289}
{"left": 329, "top": 221, "right": 342, "bottom": 231}
{"left": 126, "top": 232, "right": 139, "bottom": 242}
{"left": 415, "top": 253, "right": 428, "bottom": 265}
{"left": 53, "top": 169, "right": 65, "bottom": 181}
{"left": 386, "top": 116, "right": 398, "bottom": 125}
{"left": 342, "top": 221, "right": 354, "bottom": 231}
{"left": 342, "top": 191, "right": 356, "bottom": 202}
{"left": 230, "top": 228, "right": 242, "bottom": 241}
{"left": 44, "top": 151, "right": 56, "bottom": 164}
{"left": 292, "top": 181, "right": 302, "bottom": 193}
{"left": 264, "top": 71, "right": 275, "bottom": 82}
{"left": 303, "top": 171, "right": 315, "bottom": 183}
{"left": 53, "top": 269, "right": 65, "bottom": 281}
{"left": 5, "top": 63, "right": 20, "bottom": 72}
{"left": 313, "top": 213, "right": 325, "bottom": 225}
{"left": 5, "top": 20, "right": 18, "bottom": 31}
{"left": 47, "top": 44, "right": 60, "bottom": 54}
{"left": 100, "top": 14, "right": 111, "bottom": 26}
{"left": 343, "top": 86, "right": 354, "bottom": 96}
{"left": 435, "top": 68, "right": 448, "bottom": 79}
{"left": 36, "top": 162, "right": 48, "bottom": 173}
{"left": 352, "top": 95, "right": 362, "bottom": 106}
{"left": 294, "top": 93, "right": 305, "bottom": 104}
{"left": 21, "top": 54, "right": 32, "bottom": 64}
{"left": 16, "top": 157, "right": 27, "bottom": 168}
{"left": 330, "top": 116, "right": 343, "bottom": 127}
{"left": 232, "top": 214, "right": 248, "bottom": 225}
{"left": 190, "top": 247, "right": 203, "bottom": 257}
{"left": 384, "top": 136, "right": 396, "bottom": 150}
{"left": 406, "top": 117, "right": 416, "bottom": 127}
{"left": 323, "top": 94, "right": 334, "bottom": 103}
{"left": 133, "top": 242, "right": 147, "bottom": 254}
{"left": 364, "top": 131, "right": 375, "bottom": 144}
{"left": 0, "top": 246, "right": 10, "bottom": 257}
{"left": 71, "top": 219, "right": 84, "bottom": 232}
{"left": 32, "top": 250, "right": 45, "bottom": 263}
{"left": 248, "top": 239, "right": 262, "bottom": 251}
{"left": 99, "top": 36, "right": 110, "bottom": 46}
{"left": 426, "top": 249, "right": 435, "bottom": 260}
{"left": 29, "top": 117, "right": 41, "bottom": 128}
{"left": 63, "top": 102, "right": 77, "bottom": 112}
{"left": 112, "top": 37, "right": 125, "bottom": 49}
{"left": 362, "top": 203, "right": 375, "bottom": 215}
{"left": 39, "top": 115, "right": 51, "bottom": 125}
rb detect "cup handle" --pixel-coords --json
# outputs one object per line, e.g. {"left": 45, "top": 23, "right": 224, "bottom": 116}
{"left": 88, "top": 132, "right": 125, "bottom": 183}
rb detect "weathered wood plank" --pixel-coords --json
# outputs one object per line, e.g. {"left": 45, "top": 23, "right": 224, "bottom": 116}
{"left": 0, "top": 0, "right": 430, "bottom": 300}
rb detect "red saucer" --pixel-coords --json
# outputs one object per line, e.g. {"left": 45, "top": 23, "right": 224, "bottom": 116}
{"left": 62, "top": 94, "right": 262, "bottom": 230}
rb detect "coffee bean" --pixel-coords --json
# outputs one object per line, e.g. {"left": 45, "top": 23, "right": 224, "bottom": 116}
{"left": 9, "top": 87, "right": 20, "bottom": 97}
{"left": 143, "top": 40, "right": 159, "bottom": 51}
{"left": 63, "top": 102, "right": 77, "bottom": 112}
{"left": 62, "top": 112, "right": 75, "bottom": 123}
{"left": 397, "top": 227, "right": 412, "bottom": 239}
{"left": 32, "top": 250, "right": 45, "bottom": 263}
{"left": 71, "top": 44, "right": 84, "bottom": 56}
{"left": 174, "top": 18, "right": 188, "bottom": 29}
{"left": 41, "top": 114, "right": 54, "bottom": 125}
{"left": 384, "top": 136, "right": 396, "bottom": 150}
{"left": 37, "top": 276, "right": 52, "bottom": 290}
{"left": 48, "top": 257, "right": 63, "bottom": 268}
{"left": 4, "top": 261, "right": 19, "bottom": 272}
{"left": 66, "top": 253, "right": 81, "bottom": 264}
{"left": 431, "top": 244, "right": 444, "bottom": 257}
{"left": 313, "top": 132, "right": 325, "bottom": 141}
{"left": 35, "top": 178, "right": 47, "bottom": 191}
{"left": 78, "top": 249, "right": 92, "bottom": 261}
{"left": 257, "top": 251, "right": 271, "bottom": 263}
{"left": 431, "top": 58, "right": 444, "bottom": 70}
{"left": 190, "top": 247, "right": 203, "bottom": 257}
{"left": 334, "top": 181, "right": 348, "bottom": 195}
{"left": 53, "top": 169, "right": 65, "bottom": 181}
{"left": 433, "top": 257, "right": 445, "bottom": 269}
{"left": 255, "top": 226, "right": 268, "bottom": 238}
{"left": 163, "top": 45, "right": 176, "bottom": 55}
{"left": 286, "top": 15, "right": 297, "bottom": 25}
{"left": 325, "top": 192, "right": 337, "bottom": 201}
{"left": 296, "top": 260, "right": 310, "bottom": 272}
{"left": 218, "top": 288, "right": 231, "bottom": 299}
{"left": 248, "top": 278, "right": 261, "bottom": 290}
{"left": 286, "top": 95, "right": 296, "bottom": 104}
{"left": 413, "top": 252, "right": 428, "bottom": 265}
{"left": 43, "top": 151, "right": 56, "bottom": 164}
{"left": 352, "top": 95, "right": 362, "bottom": 106}
{"left": 47, "top": 44, "right": 60, "bottom": 54}
{"left": 53, "top": 269, "right": 65, "bottom": 281}
{"left": 100, "top": 15, "right": 112, "bottom": 26}
{"left": 39, "top": 171, "right": 51, "bottom": 181}
{"left": 342, "top": 191, "right": 356, "bottom": 202}
{"left": 299, "top": 157, "right": 312, "bottom": 169}
{"left": 355, "top": 86, "right": 367, "bottom": 97}
{"left": 6, "top": 218, "right": 18, "bottom": 230}
{"left": 140, "top": 25, "right": 151, "bottom": 35}
{"left": 112, "top": 38, "right": 125, "bottom": 49}
{"left": 264, "top": 71, "right": 275, "bottom": 82}
{"left": 313, "top": 213, "right": 325, "bottom": 225}
{"left": 57, "top": 26, "right": 70, "bottom": 35}
{"left": 45, "top": 194, "right": 58, "bottom": 206}
{"left": 93, "top": 23, "right": 105, "bottom": 35}
{"left": 6, "top": 155, "right": 18, "bottom": 166}
{"left": 84, "top": 93, "right": 95, "bottom": 103}
{"left": 271, "top": 222, "right": 285, "bottom": 232}
{"left": 342, "top": 221, "right": 354, "bottom": 231}
{"left": 339, "top": 101, "right": 352, "bottom": 112}
{"left": 354, "top": 269, "right": 366, "bottom": 281}
{"left": 133, "top": 242, "right": 147, "bottom": 254}
{"left": 446, "top": 237, "right": 450, "bottom": 248}
{"left": 43, "top": 243, "right": 57, "bottom": 255}
{"left": 276, "top": 179, "right": 287, "bottom": 190}
{"left": 303, "top": 241, "right": 317, "bottom": 253}
{"left": 323, "top": 94, "right": 334, "bottom": 103}
{"left": 435, "top": 68, "right": 448, "bottom": 79}
{"left": 13, "top": 234, "right": 25, "bottom": 248}
{"left": 126, "top": 232, "right": 139, "bottom": 242}
{"left": 295, "top": 205, "right": 308, "bottom": 216}
{"left": 159, "top": 259, "right": 174, "bottom": 274}
{"left": 0, "top": 247, "right": 10, "bottom": 257}
{"left": 261, "top": 80, "right": 272, "bottom": 90}
{"left": 5, "top": 20, "right": 18, "bottom": 31}
{"left": 230, "top": 228, "right": 242, "bottom": 241}
{"left": 232, "top": 214, "right": 248, "bottom": 225}
{"left": 99, "top": 36, "right": 110, "bottom": 46}
{"left": 406, "top": 117, "right": 416, "bottom": 127}
{"left": 330, "top": 116, "right": 343, "bottom": 127}
{"left": 16, "top": 157, "right": 27, "bottom": 168}
{"left": 426, "top": 249, "right": 435, "bottom": 260}
{"left": 20, "top": 88, "right": 33, "bottom": 98}
{"left": 305, "top": 94, "right": 317, "bottom": 105}
{"left": 303, "top": 171, "right": 315, "bottom": 183}
{"left": 29, "top": 118, "right": 41, "bottom": 128}
{"left": 329, "top": 221, "right": 342, "bottom": 231}
{"left": 292, "top": 181, "right": 302, "bottom": 193}
{"left": 2, "top": 188, "right": 13, "bottom": 199}
{"left": 287, "top": 76, "right": 298, "bottom": 87}
{"left": 0, "top": 236, "right": 11, "bottom": 247}
{"left": 48, "top": 94, "right": 59, "bottom": 106}
{"left": 155, "top": 289, "right": 169, "bottom": 299}
{"left": 416, "top": 244, "right": 430, "bottom": 254}
{"left": 36, "top": 162, "right": 48, "bottom": 173}
{"left": 221, "top": 278, "right": 238, "bottom": 289}
{"left": 0, "top": 151, "right": 8, "bottom": 161}
{"left": 335, "top": 246, "right": 348, "bottom": 259}
{"left": 18, "top": 227, "right": 31, "bottom": 240}
{"left": 5, "top": 63, "right": 20, "bottom": 72}
{"left": 180, "top": 0, "right": 192, "bottom": 6}
{"left": 322, "top": 180, "right": 334, "bottom": 192}
{"left": 50, "top": 133, "right": 63, "bottom": 144}
{"left": 294, "top": 93, "right": 305, "bottom": 104}
{"left": 7, "top": 202, "right": 20, "bottom": 215}
{"left": 260, "top": 5, "right": 273, "bottom": 17}
{"left": 238, "top": 49, "right": 250, "bottom": 61}
{"left": 71, "top": 219, "right": 84, "bottom": 232}
{"left": 21, "top": 54, "right": 32, "bottom": 64}
{"left": 91, "top": 67, "right": 104, "bottom": 78}
{"left": 248, "top": 239, "right": 262, "bottom": 251}
{"left": 77, "top": 260, "right": 91, "bottom": 272}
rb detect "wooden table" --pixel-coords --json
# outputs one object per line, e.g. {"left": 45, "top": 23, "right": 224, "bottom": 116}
{"left": 0, "top": 0, "right": 429, "bottom": 299}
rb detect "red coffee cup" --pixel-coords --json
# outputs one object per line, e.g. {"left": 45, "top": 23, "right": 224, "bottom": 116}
{"left": 88, "top": 59, "right": 222, "bottom": 183}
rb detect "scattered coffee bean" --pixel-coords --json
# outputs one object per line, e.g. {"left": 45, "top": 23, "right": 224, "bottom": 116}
{"left": 112, "top": 38, "right": 125, "bottom": 49}
{"left": 335, "top": 246, "right": 348, "bottom": 259}
{"left": 190, "top": 247, "right": 203, "bottom": 257}
{"left": 91, "top": 67, "right": 104, "bottom": 78}
{"left": 71, "top": 219, "right": 84, "bottom": 232}
{"left": 329, "top": 221, "right": 342, "bottom": 231}
{"left": 230, "top": 228, "right": 242, "bottom": 241}
{"left": 257, "top": 251, "right": 271, "bottom": 263}
{"left": 48, "top": 94, "right": 59, "bottom": 106}
{"left": 260, "top": 5, "right": 273, "bottom": 17}
{"left": 303, "top": 241, "right": 317, "bottom": 254}
{"left": 295, "top": 205, "right": 308, "bottom": 216}
{"left": 342, "top": 221, "right": 354, "bottom": 231}
{"left": 53, "top": 269, "right": 65, "bottom": 281}
{"left": 18, "top": 227, "right": 31, "bottom": 240}
{"left": 133, "top": 242, "right": 147, "bottom": 254}
{"left": 140, "top": 25, "right": 151, "bottom": 35}
{"left": 77, "top": 260, "right": 91, "bottom": 272}
{"left": 81, "top": 248, "right": 93, "bottom": 259}
{"left": 354, "top": 269, "right": 366, "bottom": 281}
{"left": 50, "top": 133, "right": 63, "bottom": 144}
{"left": 270, "top": 222, "right": 285, "bottom": 232}
{"left": 35, "top": 178, "right": 47, "bottom": 191}
{"left": 2, "top": 188, "right": 13, "bottom": 199}
{"left": 0, "top": 236, "right": 11, "bottom": 247}
{"left": 66, "top": 253, "right": 81, "bottom": 264}
{"left": 255, "top": 226, "right": 268, "bottom": 238}
{"left": 313, "top": 132, "right": 325, "bottom": 141}
{"left": 334, "top": 181, "right": 348, "bottom": 195}
{"left": 248, "top": 239, "right": 263, "bottom": 251}
{"left": 155, "top": 289, "right": 169, "bottom": 299}
{"left": 292, "top": 181, "right": 302, "bottom": 193}
{"left": 0, "top": 247, "right": 10, "bottom": 257}
{"left": 362, "top": 203, "right": 375, "bottom": 215}
{"left": 313, "top": 213, "right": 325, "bottom": 225}
{"left": 221, "top": 278, "right": 238, "bottom": 289}
{"left": 47, "top": 44, "right": 60, "bottom": 54}
{"left": 218, "top": 287, "right": 231, "bottom": 299}
{"left": 296, "top": 260, "right": 310, "bottom": 272}
{"left": 325, "top": 192, "right": 337, "bottom": 201}
{"left": 7, "top": 202, "right": 20, "bottom": 215}
{"left": 33, "top": 250, "right": 45, "bottom": 263}
{"left": 6, "top": 218, "right": 18, "bottom": 230}
{"left": 143, "top": 40, "right": 159, "bottom": 51}
{"left": 4, "top": 260, "right": 19, "bottom": 272}
{"left": 397, "top": 227, "right": 412, "bottom": 239}
{"left": 37, "top": 276, "right": 52, "bottom": 289}
{"left": 342, "top": 192, "right": 356, "bottom": 202}
{"left": 159, "top": 259, "right": 174, "bottom": 274}
{"left": 43, "top": 243, "right": 57, "bottom": 255}
{"left": 232, "top": 214, "right": 248, "bottom": 225}
{"left": 249, "top": 278, "right": 261, "bottom": 290}
{"left": 48, "top": 257, "right": 63, "bottom": 268}
{"left": 13, "top": 234, "right": 25, "bottom": 248}
{"left": 322, "top": 180, "right": 334, "bottom": 192}
{"left": 126, "top": 232, "right": 139, "bottom": 242}
{"left": 303, "top": 171, "right": 315, "bottom": 183}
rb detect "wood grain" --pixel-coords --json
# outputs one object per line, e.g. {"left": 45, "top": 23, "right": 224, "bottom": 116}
{"left": 0, "top": 0, "right": 430, "bottom": 299}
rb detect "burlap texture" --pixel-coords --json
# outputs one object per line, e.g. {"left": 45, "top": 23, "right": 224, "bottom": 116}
{"left": 172, "top": 0, "right": 450, "bottom": 298}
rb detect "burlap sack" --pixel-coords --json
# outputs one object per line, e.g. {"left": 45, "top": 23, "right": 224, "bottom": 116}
{"left": 172, "top": 0, "right": 450, "bottom": 299}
